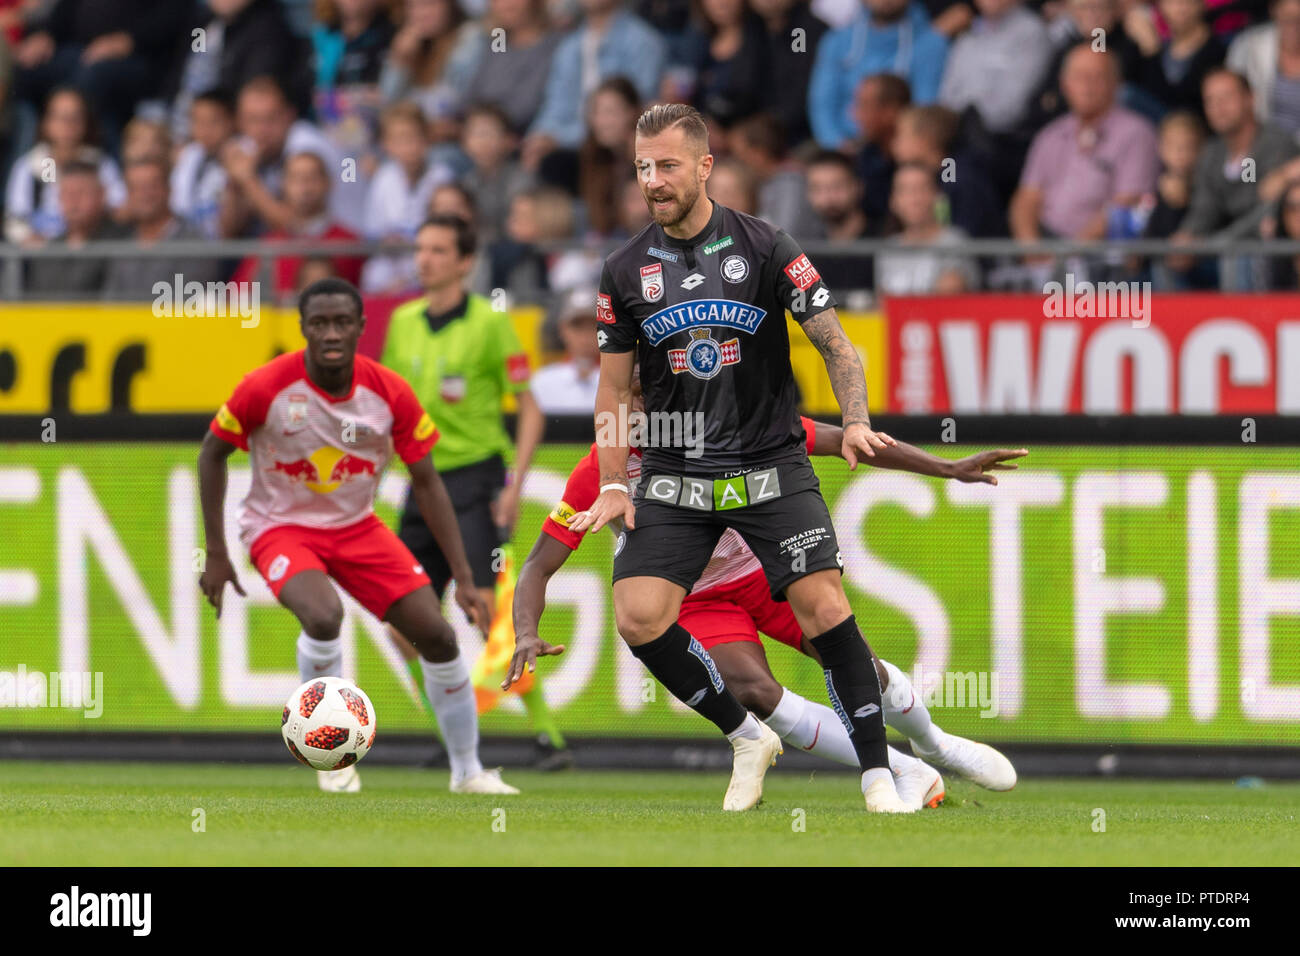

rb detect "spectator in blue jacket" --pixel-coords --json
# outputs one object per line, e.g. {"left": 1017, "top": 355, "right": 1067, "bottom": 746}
{"left": 522, "top": 0, "right": 665, "bottom": 167}
{"left": 808, "top": 0, "right": 948, "bottom": 150}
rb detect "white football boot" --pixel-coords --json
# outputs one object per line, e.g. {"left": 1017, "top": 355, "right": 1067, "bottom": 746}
{"left": 723, "top": 722, "right": 783, "bottom": 811}
{"left": 317, "top": 765, "right": 362, "bottom": 793}
{"left": 450, "top": 768, "right": 521, "bottom": 795}
{"left": 914, "top": 731, "right": 1017, "bottom": 791}
{"left": 863, "top": 773, "right": 914, "bottom": 813}
{"left": 893, "top": 760, "right": 945, "bottom": 810}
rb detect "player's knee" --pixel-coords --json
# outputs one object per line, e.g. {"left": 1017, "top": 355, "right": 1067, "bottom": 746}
{"left": 408, "top": 617, "right": 458, "bottom": 662}
{"left": 729, "top": 673, "right": 784, "bottom": 717}
{"left": 300, "top": 603, "right": 344, "bottom": 641}
{"left": 805, "top": 605, "right": 854, "bottom": 639}
{"left": 615, "top": 607, "right": 671, "bottom": 645}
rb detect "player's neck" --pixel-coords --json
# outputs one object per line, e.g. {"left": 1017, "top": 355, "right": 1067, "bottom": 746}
{"left": 304, "top": 353, "right": 354, "bottom": 397}
{"left": 663, "top": 196, "right": 715, "bottom": 241}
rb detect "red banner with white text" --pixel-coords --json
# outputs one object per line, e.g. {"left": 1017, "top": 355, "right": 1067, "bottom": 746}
{"left": 885, "top": 294, "right": 1300, "bottom": 415}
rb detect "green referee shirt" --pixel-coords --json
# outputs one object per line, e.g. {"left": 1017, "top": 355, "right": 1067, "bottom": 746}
{"left": 381, "top": 292, "right": 531, "bottom": 473}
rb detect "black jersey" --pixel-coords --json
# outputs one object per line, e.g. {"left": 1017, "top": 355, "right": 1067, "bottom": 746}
{"left": 597, "top": 201, "right": 837, "bottom": 473}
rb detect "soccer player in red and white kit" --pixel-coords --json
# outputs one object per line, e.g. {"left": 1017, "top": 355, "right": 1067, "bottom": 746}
{"left": 507, "top": 388, "right": 1023, "bottom": 808}
{"left": 198, "top": 278, "right": 518, "bottom": 795}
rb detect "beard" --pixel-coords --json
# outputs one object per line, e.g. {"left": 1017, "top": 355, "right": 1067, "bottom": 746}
{"left": 646, "top": 178, "right": 702, "bottom": 228}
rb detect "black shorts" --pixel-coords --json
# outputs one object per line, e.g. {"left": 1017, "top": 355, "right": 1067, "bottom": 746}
{"left": 398, "top": 455, "right": 505, "bottom": 597}
{"left": 611, "top": 457, "right": 843, "bottom": 600}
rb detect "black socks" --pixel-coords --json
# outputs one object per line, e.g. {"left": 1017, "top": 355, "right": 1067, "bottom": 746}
{"left": 631, "top": 623, "right": 748, "bottom": 734}
{"left": 809, "top": 615, "right": 888, "bottom": 771}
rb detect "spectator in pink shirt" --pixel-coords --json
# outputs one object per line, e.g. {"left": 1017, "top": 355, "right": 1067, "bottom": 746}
{"left": 1011, "top": 44, "right": 1159, "bottom": 253}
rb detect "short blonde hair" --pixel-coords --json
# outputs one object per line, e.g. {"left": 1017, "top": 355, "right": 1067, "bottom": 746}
{"left": 635, "top": 103, "right": 709, "bottom": 156}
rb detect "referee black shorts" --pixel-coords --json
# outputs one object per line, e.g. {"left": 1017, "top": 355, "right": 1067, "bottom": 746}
{"left": 398, "top": 455, "right": 505, "bottom": 597}
{"left": 612, "top": 457, "right": 843, "bottom": 601}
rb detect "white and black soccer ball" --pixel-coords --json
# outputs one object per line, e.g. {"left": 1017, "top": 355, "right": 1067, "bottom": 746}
{"left": 281, "top": 677, "right": 377, "bottom": 771}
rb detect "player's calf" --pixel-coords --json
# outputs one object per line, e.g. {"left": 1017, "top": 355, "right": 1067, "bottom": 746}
{"left": 707, "top": 645, "right": 785, "bottom": 717}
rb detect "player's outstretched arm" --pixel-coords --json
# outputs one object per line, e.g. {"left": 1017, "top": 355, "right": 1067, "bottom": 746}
{"left": 800, "top": 308, "right": 897, "bottom": 467}
{"left": 808, "top": 420, "right": 1029, "bottom": 484}
{"left": 571, "top": 350, "right": 637, "bottom": 534}
{"left": 504, "top": 532, "right": 572, "bottom": 689}
{"left": 197, "top": 430, "right": 246, "bottom": 618}
{"left": 406, "top": 454, "right": 491, "bottom": 633}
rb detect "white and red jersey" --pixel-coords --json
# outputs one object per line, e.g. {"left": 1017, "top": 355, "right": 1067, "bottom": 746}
{"left": 210, "top": 350, "right": 439, "bottom": 547}
{"left": 542, "top": 417, "right": 819, "bottom": 596}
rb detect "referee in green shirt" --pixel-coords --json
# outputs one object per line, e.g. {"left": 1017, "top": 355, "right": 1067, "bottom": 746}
{"left": 382, "top": 214, "right": 566, "bottom": 767}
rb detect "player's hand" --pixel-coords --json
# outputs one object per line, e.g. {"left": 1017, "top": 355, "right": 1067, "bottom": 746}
{"left": 198, "top": 552, "right": 246, "bottom": 619}
{"left": 454, "top": 580, "right": 491, "bottom": 635}
{"left": 841, "top": 422, "right": 897, "bottom": 469}
{"left": 949, "top": 448, "right": 1029, "bottom": 485}
{"left": 568, "top": 488, "right": 636, "bottom": 534}
{"left": 502, "top": 633, "right": 566, "bottom": 690}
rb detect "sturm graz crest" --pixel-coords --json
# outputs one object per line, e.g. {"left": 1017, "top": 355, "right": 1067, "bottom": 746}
{"left": 668, "top": 328, "right": 740, "bottom": 379}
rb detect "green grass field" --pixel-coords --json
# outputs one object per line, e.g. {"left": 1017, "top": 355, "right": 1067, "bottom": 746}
{"left": 2, "top": 761, "right": 1297, "bottom": 866}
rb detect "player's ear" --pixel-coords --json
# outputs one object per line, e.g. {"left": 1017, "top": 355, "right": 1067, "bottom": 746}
{"left": 699, "top": 152, "right": 713, "bottom": 183}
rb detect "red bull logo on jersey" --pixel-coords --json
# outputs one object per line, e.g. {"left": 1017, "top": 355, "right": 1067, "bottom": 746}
{"left": 270, "top": 447, "right": 377, "bottom": 493}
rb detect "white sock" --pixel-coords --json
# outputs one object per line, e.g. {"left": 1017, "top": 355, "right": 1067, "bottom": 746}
{"left": 861, "top": 767, "right": 893, "bottom": 793}
{"left": 764, "top": 688, "right": 856, "bottom": 764}
{"left": 420, "top": 654, "right": 483, "bottom": 782}
{"left": 880, "top": 658, "right": 943, "bottom": 753}
{"left": 725, "top": 712, "right": 762, "bottom": 741}
{"left": 296, "top": 632, "right": 342, "bottom": 681}
{"left": 764, "top": 688, "right": 919, "bottom": 773}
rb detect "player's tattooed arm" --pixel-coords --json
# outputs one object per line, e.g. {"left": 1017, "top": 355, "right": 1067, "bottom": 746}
{"left": 802, "top": 308, "right": 872, "bottom": 425}
{"left": 802, "top": 308, "right": 897, "bottom": 465}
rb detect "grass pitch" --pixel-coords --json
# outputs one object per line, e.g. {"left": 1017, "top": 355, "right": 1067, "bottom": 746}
{"left": 2, "top": 761, "right": 1296, "bottom": 866}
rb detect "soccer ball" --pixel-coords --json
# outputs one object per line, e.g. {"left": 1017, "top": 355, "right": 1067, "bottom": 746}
{"left": 281, "top": 677, "right": 377, "bottom": 771}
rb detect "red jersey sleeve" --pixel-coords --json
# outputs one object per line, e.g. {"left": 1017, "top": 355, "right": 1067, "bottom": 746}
{"left": 383, "top": 367, "right": 440, "bottom": 464}
{"left": 210, "top": 365, "right": 277, "bottom": 451}
{"left": 541, "top": 445, "right": 601, "bottom": 550}
{"left": 800, "top": 416, "right": 816, "bottom": 455}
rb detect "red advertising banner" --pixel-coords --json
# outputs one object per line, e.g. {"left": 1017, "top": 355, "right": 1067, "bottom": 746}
{"left": 886, "top": 294, "right": 1300, "bottom": 414}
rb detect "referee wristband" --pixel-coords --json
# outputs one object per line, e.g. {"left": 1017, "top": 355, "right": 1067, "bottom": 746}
{"left": 600, "top": 483, "right": 631, "bottom": 495}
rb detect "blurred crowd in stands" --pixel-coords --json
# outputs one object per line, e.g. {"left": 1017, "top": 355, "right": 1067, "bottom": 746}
{"left": 3, "top": 0, "right": 1300, "bottom": 308}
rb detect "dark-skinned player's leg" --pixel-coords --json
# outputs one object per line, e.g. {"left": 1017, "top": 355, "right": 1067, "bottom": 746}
{"left": 705, "top": 641, "right": 785, "bottom": 718}
{"left": 276, "top": 570, "right": 357, "bottom": 791}
{"left": 384, "top": 584, "right": 513, "bottom": 791}
{"left": 278, "top": 570, "right": 347, "bottom": 679}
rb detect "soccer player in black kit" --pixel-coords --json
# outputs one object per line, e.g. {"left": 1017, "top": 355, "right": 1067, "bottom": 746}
{"left": 572, "top": 103, "right": 913, "bottom": 812}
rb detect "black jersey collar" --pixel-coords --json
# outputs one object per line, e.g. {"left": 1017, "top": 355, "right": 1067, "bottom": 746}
{"left": 423, "top": 294, "right": 470, "bottom": 334}
{"left": 656, "top": 199, "right": 724, "bottom": 250}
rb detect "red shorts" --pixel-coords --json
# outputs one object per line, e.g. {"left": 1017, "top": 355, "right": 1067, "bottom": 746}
{"left": 678, "top": 568, "right": 804, "bottom": 652}
{"left": 249, "top": 514, "right": 430, "bottom": 619}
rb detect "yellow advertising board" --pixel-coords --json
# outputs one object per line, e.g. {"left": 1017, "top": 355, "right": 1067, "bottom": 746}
{"left": 0, "top": 302, "right": 885, "bottom": 415}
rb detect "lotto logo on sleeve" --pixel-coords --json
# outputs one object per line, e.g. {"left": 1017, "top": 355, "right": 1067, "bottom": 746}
{"left": 784, "top": 254, "right": 821, "bottom": 291}
{"left": 640, "top": 263, "right": 664, "bottom": 303}
{"left": 596, "top": 292, "right": 615, "bottom": 324}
